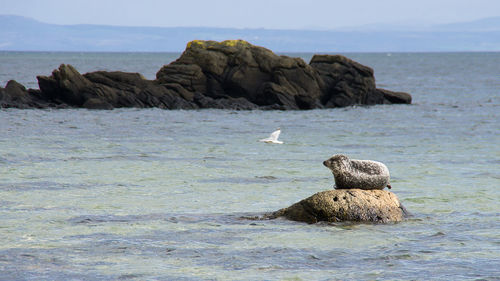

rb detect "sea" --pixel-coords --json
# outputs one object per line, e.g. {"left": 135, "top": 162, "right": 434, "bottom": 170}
{"left": 0, "top": 51, "right": 499, "bottom": 280}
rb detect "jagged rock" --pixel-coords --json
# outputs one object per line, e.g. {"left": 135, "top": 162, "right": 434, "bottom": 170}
{"left": 0, "top": 80, "right": 55, "bottom": 108}
{"left": 157, "top": 40, "right": 410, "bottom": 109}
{"left": 310, "top": 54, "right": 382, "bottom": 107}
{"left": 37, "top": 64, "right": 94, "bottom": 106}
{"left": 2, "top": 40, "right": 412, "bottom": 109}
{"left": 36, "top": 64, "right": 196, "bottom": 109}
{"left": 157, "top": 40, "right": 325, "bottom": 109}
{"left": 269, "top": 189, "right": 408, "bottom": 224}
{"left": 0, "top": 80, "right": 30, "bottom": 108}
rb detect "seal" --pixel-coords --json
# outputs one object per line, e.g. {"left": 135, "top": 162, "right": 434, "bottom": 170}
{"left": 323, "top": 154, "right": 392, "bottom": 190}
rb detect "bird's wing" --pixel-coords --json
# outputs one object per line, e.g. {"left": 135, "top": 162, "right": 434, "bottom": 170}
{"left": 269, "top": 130, "right": 281, "bottom": 141}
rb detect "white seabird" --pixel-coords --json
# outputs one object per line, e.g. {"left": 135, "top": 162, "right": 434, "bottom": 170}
{"left": 259, "top": 128, "right": 283, "bottom": 144}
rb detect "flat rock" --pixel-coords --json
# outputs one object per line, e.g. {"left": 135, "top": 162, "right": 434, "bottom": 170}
{"left": 269, "top": 189, "right": 408, "bottom": 224}
{"left": 376, "top": 88, "right": 412, "bottom": 104}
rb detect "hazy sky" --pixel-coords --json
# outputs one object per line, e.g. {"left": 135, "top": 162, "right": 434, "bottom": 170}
{"left": 2, "top": 0, "right": 499, "bottom": 29}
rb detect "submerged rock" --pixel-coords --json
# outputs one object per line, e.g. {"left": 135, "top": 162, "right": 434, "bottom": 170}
{"left": 1, "top": 40, "right": 412, "bottom": 109}
{"left": 269, "top": 189, "right": 408, "bottom": 224}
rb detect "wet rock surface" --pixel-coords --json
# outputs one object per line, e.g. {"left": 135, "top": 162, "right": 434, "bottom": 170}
{"left": 268, "top": 189, "right": 409, "bottom": 224}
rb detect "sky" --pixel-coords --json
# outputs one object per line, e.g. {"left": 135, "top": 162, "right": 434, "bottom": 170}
{"left": 1, "top": 0, "right": 499, "bottom": 30}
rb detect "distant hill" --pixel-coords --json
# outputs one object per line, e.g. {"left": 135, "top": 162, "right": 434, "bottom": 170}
{"left": 1, "top": 15, "right": 499, "bottom": 52}
{"left": 334, "top": 16, "right": 500, "bottom": 32}
{"left": 433, "top": 17, "right": 500, "bottom": 32}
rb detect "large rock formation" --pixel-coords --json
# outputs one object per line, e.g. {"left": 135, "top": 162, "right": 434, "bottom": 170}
{"left": 35, "top": 64, "right": 196, "bottom": 109}
{"left": 268, "top": 189, "right": 408, "bottom": 224}
{"left": 0, "top": 40, "right": 411, "bottom": 109}
{"left": 156, "top": 40, "right": 325, "bottom": 109}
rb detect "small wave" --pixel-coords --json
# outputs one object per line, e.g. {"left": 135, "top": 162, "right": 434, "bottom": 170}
{"left": 67, "top": 212, "right": 278, "bottom": 226}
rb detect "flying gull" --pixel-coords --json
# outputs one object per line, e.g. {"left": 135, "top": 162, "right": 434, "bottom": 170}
{"left": 259, "top": 128, "right": 283, "bottom": 144}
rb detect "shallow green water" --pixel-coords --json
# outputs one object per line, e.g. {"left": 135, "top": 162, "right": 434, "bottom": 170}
{"left": 0, "top": 52, "right": 499, "bottom": 280}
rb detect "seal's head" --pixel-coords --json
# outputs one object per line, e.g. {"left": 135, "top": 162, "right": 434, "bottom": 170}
{"left": 323, "top": 154, "right": 350, "bottom": 172}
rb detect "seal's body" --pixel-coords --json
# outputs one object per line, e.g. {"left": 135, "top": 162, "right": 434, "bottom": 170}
{"left": 323, "top": 154, "right": 391, "bottom": 190}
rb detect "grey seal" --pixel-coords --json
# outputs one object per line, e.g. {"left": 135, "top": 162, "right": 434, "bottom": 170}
{"left": 323, "top": 154, "right": 392, "bottom": 190}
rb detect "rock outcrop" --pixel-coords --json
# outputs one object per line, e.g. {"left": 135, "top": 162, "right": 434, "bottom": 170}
{"left": 156, "top": 40, "right": 325, "bottom": 110}
{"left": 269, "top": 189, "right": 408, "bottom": 224}
{"left": 0, "top": 80, "right": 53, "bottom": 109}
{"left": 0, "top": 40, "right": 412, "bottom": 109}
{"left": 36, "top": 65, "right": 196, "bottom": 109}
